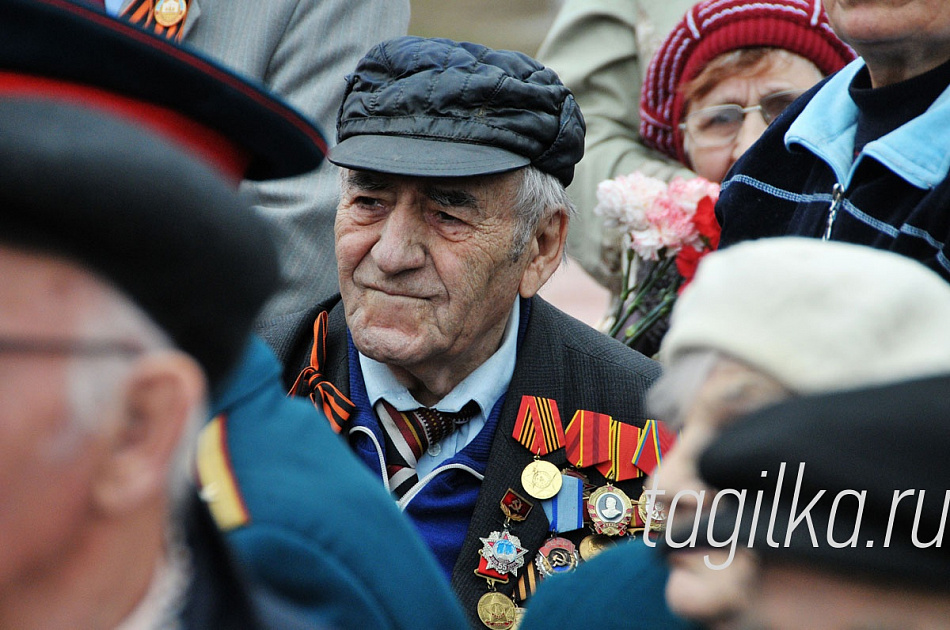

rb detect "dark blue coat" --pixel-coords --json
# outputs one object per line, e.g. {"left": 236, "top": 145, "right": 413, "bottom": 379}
{"left": 202, "top": 336, "right": 467, "bottom": 630}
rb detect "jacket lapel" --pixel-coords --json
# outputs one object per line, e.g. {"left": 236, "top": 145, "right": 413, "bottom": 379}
{"left": 179, "top": 0, "right": 200, "bottom": 39}
{"left": 451, "top": 298, "right": 574, "bottom": 618}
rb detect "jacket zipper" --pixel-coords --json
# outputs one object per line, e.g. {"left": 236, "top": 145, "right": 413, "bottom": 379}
{"left": 823, "top": 183, "right": 844, "bottom": 240}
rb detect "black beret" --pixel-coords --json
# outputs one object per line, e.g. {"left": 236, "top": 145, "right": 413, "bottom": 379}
{"left": 0, "top": 0, "right": 326, "bottom": 180}
{"left": 329, "top": 36, "right": 585, "bottom": 187}
{"left": 0, "top": 98, "right": 277, "bottom": 390}
{"left": 690, "top": 373, "right": 950, "bottom": 591}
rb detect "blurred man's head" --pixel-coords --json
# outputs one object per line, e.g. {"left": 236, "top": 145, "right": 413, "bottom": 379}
{"left": 646, "top": 237, "right": 950, "bottom": 626}
{"left": 0, "top": 98, "right": 277, "bottom": 628}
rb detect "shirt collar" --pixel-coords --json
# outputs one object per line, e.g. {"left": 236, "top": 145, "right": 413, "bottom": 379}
{"left": 359, "top": 298, "right": 520, "bottom": 417}
{"left": 787, "top": 58, "right": 950, "bottom": 190}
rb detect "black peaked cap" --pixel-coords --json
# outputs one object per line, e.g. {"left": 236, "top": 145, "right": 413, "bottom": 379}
{"left": 0, "top": 99, "right": 278, "bottom": 389}
{"left": 0, "top": 0, "right": 326, "bottom": 180}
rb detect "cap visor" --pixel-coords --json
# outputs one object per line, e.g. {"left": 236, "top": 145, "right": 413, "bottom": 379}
{"left": 328, "top": 135, "right": 529, "bottom": 178}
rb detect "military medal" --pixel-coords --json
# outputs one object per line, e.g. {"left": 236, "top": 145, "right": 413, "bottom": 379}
{"left": 480, "top": 530, "right": 529, "bottom": 576}
{"left": 153, "top": 0, "right": 187, "bottom": 27}
{"left": 587, "top": 484, "right": 634, "bottom": 536}
{"left": 631, "top": 419, "right": 676, "bottom": 477}
{"left": 500, "top": 488, "right": 534, "bottom": 522}
{"left": 579, "top": 534, "right": 614, "bottom": 561}
{"left": 534, "top": 536, "right": 579, "bottom": 577}
{"left": 564, "top": 409, "right": 612, "bottom": 468}
{"left": 477, "top": 592, "right": 517, "bottom": 630}
{"left": 512, "top": 395, "right": 567, "bottom": 499}
{"left": 521, "top": 458, "right": 562, "bottom": 500}
{"left": 475, "top": 491, "right": 536, "bottom": 625}
{"left": 636, "top": 489, "right": 667, "bottom": 532}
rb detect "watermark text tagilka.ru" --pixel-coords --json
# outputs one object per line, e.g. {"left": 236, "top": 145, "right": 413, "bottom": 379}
{"left": 639, "top": 463, "right": 950, "bottom": 570}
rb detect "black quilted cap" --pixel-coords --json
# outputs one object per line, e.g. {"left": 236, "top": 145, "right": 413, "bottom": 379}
{"left": 329, "top": 36, "right": 585, "bottom": 187}
{"left": 0, "top": 99, "right": 278, "bottom": 390}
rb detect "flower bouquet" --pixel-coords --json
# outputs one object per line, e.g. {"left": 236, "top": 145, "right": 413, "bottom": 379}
{"left": 594, "top": 172, "right": 721, "bottom": 349}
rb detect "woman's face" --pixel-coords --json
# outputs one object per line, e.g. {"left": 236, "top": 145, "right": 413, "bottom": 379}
{"left": 683, "top": 51, "right": 823, "bottom": 183}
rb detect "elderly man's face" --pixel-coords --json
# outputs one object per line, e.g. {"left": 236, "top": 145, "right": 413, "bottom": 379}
{"left": 336, "top": 169, "right": 554, "bottom": 402}
{"left": 0, "top": 249, "right": 111, "bottom": 593}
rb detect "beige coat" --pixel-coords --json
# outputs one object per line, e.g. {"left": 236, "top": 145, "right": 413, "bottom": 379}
{"left": 537, "top": 0, "right": 695, "bottom": 293}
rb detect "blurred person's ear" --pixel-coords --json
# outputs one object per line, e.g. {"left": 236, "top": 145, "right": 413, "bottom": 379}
{"left": 92, "top": 351, "right": 205, "bottom": 514}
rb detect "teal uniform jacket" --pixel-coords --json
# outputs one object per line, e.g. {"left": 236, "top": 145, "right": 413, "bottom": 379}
{"left": 203, "top": 335, "right": 468, "bottom": 630}
{"left": 518, "top": 541, "right": 698, "bottom": 630}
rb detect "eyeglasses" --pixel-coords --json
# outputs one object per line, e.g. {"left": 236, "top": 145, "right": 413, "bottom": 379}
{"left": 0, "top": 337, "right": 143, "bottom": 357}
{"left": 679, "top": 89, "right": 806, "bottom": 149}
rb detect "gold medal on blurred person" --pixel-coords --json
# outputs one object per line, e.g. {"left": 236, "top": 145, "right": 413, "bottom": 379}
{"left": 153, "top": 0, "right": 187, "bottom": 27}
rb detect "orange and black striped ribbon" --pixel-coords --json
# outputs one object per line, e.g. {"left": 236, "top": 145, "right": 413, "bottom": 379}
{"left": 512, "top": 395, "right": 565, "bottom": 456}
{"left": 289, "top": 311, "right": 355, "bottom": 434}
{"left": 514, "top": 562, "right": 541, "bottom": 603}
{"left": 120, "top": 0, "right": 187, "bottom": 41}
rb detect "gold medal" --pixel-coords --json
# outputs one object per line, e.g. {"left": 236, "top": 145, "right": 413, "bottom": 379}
{"left": 578, "top": 534, "right": 614, "bottom": 561}
{"left": 521, "top": 459, "right": 562, "bottom": 500}
{"left": 153, "top": 0, "right": 187, "bottom": 27}
{"left": 637, "top": 489, "right": 667, "bottom": 532}
{"left": 477, "top": 592, "right": 517, "bottom": 630}
{"left": 587, "top": 484, "right": 634, "bottom": 536}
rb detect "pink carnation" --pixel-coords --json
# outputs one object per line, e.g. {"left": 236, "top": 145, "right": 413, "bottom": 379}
{"left": 594, "top": 172, "right": 666, "bottom": 232}
{"left": 595, "top": 172, "right": 720, "bottom": 260}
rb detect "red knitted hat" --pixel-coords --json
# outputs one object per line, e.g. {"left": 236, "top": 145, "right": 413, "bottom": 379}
{"left": 639, "top": 0, "right": 855, "bottom": 165}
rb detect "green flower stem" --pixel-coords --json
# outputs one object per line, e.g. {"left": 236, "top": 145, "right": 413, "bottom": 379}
{"left": 608, "top": 252, "right": 677, "bottom": 339}
{"left": 623, "top": 282, "right": 679, "bottom": 347}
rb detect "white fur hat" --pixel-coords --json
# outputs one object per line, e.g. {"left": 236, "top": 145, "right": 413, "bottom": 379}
{"left": 660, "top": 237, "right": 950, "bottom": 393}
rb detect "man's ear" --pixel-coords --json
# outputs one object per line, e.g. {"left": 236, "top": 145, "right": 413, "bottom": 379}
{"left": 92, "top": 351, "right": 206, "bottom": 515}
{"left": 519, "top": 209, "right": 569, "bottom": 298}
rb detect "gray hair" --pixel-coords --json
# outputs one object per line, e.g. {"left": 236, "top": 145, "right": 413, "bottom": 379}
{"left": 509, "top": 165, "right": 575, "bottom": 261}
{"left": 647, "top": 350, "right": 721, "bottom": 428}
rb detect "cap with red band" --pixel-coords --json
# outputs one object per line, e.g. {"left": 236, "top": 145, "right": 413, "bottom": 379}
{"left": 1, "top": 0, "right": 327, "bottom": 181}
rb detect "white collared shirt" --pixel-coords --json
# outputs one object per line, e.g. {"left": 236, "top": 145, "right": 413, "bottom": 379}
{"left": 359, "top": 299, "right": 519, "bottom": 478}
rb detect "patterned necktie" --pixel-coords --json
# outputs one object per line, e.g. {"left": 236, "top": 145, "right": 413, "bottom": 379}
{"left": 120, "top": 0, "right": 188, "bottom": 41}
{"left": 376, "top": 399, "right": 480, "bottom": 498}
